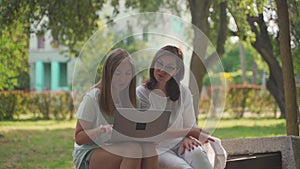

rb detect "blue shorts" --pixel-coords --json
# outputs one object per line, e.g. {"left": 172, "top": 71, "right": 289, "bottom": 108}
{"left": 79, "top": 149, "right": 96, "bottom": 169}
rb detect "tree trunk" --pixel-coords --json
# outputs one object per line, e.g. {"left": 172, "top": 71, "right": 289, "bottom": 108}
{"left": 276, "top": 0, "right": 299, "bottom": 135}
{"left": 189, "top": 0, "right": 212, "bottom": 118}
{"left": 239, "top": 41, "right": 247, "bottom": 84}
{"left": 247, "top": 14, "right": 286, "bottom": 118}
{"left": 252, "top": 60, "right": 258, "bottom": 84}
{"left": 188, "top": 0, "right": 227, "bottom": 119}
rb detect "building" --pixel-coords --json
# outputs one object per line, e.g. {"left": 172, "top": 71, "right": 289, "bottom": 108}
{"left": 28, "top": 31, "right": 75, "bottom": 92}
{"left": 28, "top": 2, "right": 189, "bottom": 92}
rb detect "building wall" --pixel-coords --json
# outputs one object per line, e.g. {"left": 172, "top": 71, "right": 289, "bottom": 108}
{"left": 28, "top": 3, "right": 190, "bottom": 91}
{"left": 29, "top": 31, "right": 75, "bottom": 92}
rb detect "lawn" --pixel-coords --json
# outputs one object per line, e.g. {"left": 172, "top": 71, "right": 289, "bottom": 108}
{"left": 198, "top": 117, "right": 287, "bottom": 139}
{"left": 0, "top": 117, "right": 291, "bottom": 169}
{"left": 0, "top": 120, "right": 76, "bottom": 169}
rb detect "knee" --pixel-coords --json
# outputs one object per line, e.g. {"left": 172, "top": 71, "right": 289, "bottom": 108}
{"left": 192, "top": 146, "right": 206, "bottom": 155}
{"left": 182, "top": 146, "right": 210, "bottom": 163}
{"left": 187, "top": 147, "right": 213, "bottom": 169}
{"left": 190, "top": 146, "right": 209, "bottom": 160}
{"left": 120, "top": 142, "right": 142, "bottom": 158}
{"left": 141, "top": 143, "right": 157, "bottom": 157}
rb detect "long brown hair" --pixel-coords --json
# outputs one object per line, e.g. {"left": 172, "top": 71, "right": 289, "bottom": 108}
{"left": 145, "top": 45, "right": 184, "bottom": 101}
{"left": 94, "top": 48, "right": 136, "bottom": 115}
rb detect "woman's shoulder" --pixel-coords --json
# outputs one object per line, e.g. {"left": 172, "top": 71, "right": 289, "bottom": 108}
{"left": 136, "top": 84, "right": 150, "bottom": 92}
{"left": 180, "top": 84, "right": 192, "bottom": 98}
{"left": 85, "top": 87, "right": 101, "bottom": 99}
{"left": 180, "top": 83, "right": 190, "bottom": 92}
{"left": 136, "top": 84, "right": 152, "bottom": 98}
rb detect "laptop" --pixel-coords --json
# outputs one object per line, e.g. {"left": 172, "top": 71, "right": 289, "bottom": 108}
{"left": 106, "top": 108, "right": 171, "bottom": 143}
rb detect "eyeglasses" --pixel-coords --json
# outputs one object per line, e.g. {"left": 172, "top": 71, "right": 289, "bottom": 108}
{"left": 154, "top": 61, "right": 177, "bottom": 72}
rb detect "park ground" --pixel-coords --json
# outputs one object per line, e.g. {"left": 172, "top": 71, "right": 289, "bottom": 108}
{"left": 0, "top": 117, "right": 295, "bottom": 169}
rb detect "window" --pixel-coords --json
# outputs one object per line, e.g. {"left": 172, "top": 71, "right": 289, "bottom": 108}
{"left": 37, "top": 34, "right": 45, "bottom": 49}
{"left": 44, "top": 63, "right": 51, "bottom": 90}
{"left": 59, "top": 63, "right": 67, "bottom": 87}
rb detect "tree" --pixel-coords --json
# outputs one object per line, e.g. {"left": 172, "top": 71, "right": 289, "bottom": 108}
{"left": 247, "top": 13, "right": 286, "bottom": 117}
{"left": 2, "top": 0, "right": 298, "bottom": 121}
{"left": 0, "top": 3, "right": 30, "bottom": 90}
{"left": 1, "top": 0, "right": 229, "bottom": 114}
{"left": 275, "top": 0, "right": 299, "bottom": 135}
{"left": 188, "top": 0, "right": 228, "bottom": 115}
{"left": 218, "top": 43, "right": 261, "bottom": 85}
{"left": 289, "top": 0, "right": 300, "bottom": 77}
{"left": 120, "top": 0, "right": 299, "bottom": 121}
{"left": 239, "top": 41, "right": 247, "bottom": 84}
{"left": 228, "top": 0, "right": 287, "bottom": 118}
{"left": 0, "top": 0, "right": 108, "bottom": 90}
{"left": 1, "top": 0, "right": 107, "bottom": 54}
{"left": 121, "top": 0, "right": 228, "bottom": 116}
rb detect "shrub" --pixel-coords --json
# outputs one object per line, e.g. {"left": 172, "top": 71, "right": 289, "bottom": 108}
{"left": 199, "top": 84, "right": 278, "bottom": 118}
{"left": 51, "top": 92, "right": 74, "bottom": 120}
{"left": 0, "top": 91, "right": 74, "bottom": 120}
{"left": 0, "top": 91, "right": 17, "bottom": 120}
{"left": 32, "top": 91, "right": 52, "bottom": 119}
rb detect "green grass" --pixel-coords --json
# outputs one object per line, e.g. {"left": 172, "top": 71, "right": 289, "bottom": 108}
{"left": 0, "top": 120, "right": 76, "bottom": 169}
{"left": 199, "top": 118, "right": 288, "bottom": 139}
{"left": 0, "top": 117, "right": 297, "bottom": 169}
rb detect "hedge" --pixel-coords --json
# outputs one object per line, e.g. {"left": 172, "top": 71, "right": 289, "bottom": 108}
{"left": 0, "top": 91, "right": 74, "bottom": 120}
{"left": 1, "top": 84, "right": 299, "bottom": 120}
{"left": 199, "top": 84, "right": 295, "bottom": 118}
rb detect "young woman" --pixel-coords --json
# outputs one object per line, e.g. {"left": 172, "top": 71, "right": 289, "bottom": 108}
{"left": 137, "top": 45, "right": 213, "bottom": 169}
{"left": 73, "top": 48, "right": 158, "bottom": 169}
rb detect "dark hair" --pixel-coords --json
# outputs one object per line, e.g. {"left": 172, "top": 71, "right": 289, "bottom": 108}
{"left": 94, "top": 48, "right": 136, "bottom": 115}
{"left": 145, "top": 45, "right": 184, "bottom": 101}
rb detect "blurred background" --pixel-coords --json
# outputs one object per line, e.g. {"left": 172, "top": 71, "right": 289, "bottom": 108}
{"left": 0, "top": 0, "right": 299, "bottom": 168}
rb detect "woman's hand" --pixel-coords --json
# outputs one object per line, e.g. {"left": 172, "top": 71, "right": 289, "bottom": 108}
{"left": 98, "top": 124, "right": 113, "bottom": 135}
{"left": 75, "top": 120, "right": 113, "bottom": 145}
{"left": 188, "top": 128, "right": 215, "bottom": 144}
{"left": 179, "top": 136, "right": 202, "bottom": 155}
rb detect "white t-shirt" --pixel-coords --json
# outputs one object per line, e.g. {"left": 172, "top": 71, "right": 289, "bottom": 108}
{"left": 137, "top": 84, "right": 197, "bottom": 128}
{"left": 72, "top": 88, "right": 113, "bottom": 168}
{"left": 136, "top": 84, "right": 198, "bottom": 150}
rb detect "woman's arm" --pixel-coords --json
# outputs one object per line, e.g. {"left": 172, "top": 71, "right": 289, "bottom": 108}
{"left": 181, "top": 86, "right": 215, "bottom": 143}
{"left": 182, "top": 85, "right": 198, "bottom": 128}
{"left": 164, "top": 128, "right": 214, "bottom": 146}
{"left": 75, "top": 119, "right": 112, "bottom": 145}
{"left": 75, "top": 89, "right": 114, "bottom": 145}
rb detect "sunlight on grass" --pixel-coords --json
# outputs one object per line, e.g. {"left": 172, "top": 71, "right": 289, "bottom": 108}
{"left": 0, "top": 119, "right": 76, "bottom": 131}
{"left": 198, "top": 117, "right": 287, "bottom": 139}
{"left": 0, "top": 120, "right": 76, "bottom": 169}
{"left": 0, "top": 118, "right": 296, "bottom": 169}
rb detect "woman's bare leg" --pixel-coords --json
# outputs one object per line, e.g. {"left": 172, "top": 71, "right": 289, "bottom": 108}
{"left": 141, "top": 156, "right": 158, "bottom": 169}
{"left": 141, "top": 143, "right": 158, "bottom": 169}
{"left": 89, "top": 142, "right": 142, "bottom": 169}
{"left": 119, "top": 157, "right": 142, "bottom": 169}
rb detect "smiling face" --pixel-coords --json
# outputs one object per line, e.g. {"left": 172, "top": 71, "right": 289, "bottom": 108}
{"left": 153, "top": 55, "right": 177, "bottom": 84}
{"left": 112, "top": 59, "right": 133, "bottom": 92}
{"left": 146, "top": 45, "right": 184, "bottom": 101}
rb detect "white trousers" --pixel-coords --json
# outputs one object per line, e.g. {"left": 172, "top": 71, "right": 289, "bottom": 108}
{"left": 158, "top": 146, "right": 213, "bottom": 169}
